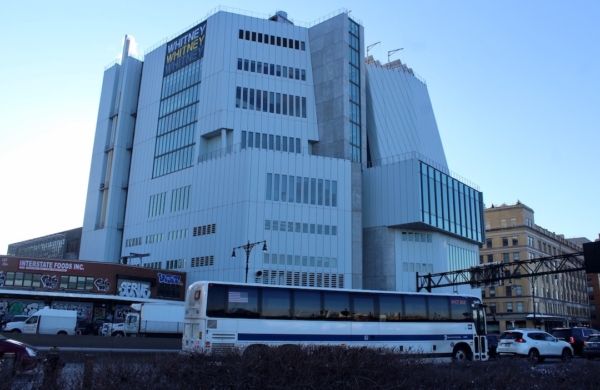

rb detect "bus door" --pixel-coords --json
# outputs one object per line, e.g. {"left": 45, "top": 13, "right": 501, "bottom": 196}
{"left": 183, "top": 283, "right": 207, "bottom": 352}
{"left": 471, "top": 301, "right": 488, "bottom": 361}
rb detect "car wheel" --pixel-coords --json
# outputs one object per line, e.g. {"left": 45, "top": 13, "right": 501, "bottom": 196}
{"left": 561, "top": 348, "right": 572, "bottom": 362}
{"left": 11, "top": 329, "right": 22, "bottom": 333}
{"left": 527, "top": 349, "right": 541, "bottom": 362}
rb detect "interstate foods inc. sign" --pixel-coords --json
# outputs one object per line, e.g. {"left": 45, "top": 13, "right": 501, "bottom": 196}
{"left": 18, "top": 259, "right": 86, "bottom": 273}
{"left": 164, "top": 21, "right": 207, "bottom": 76}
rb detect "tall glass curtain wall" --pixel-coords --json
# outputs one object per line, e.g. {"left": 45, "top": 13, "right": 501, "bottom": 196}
{"left": 420, "top": 162, "right": 483, "bottom": 242}
{"left": 348, "top": 20, "right": 361, "bottom": 163}
{"left": 152, "top": 59, "right": 203, "bottom": 178}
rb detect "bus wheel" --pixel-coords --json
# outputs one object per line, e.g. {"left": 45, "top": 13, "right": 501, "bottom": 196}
{"left": 452, "top": 346, "right": 472, "bottom": 362}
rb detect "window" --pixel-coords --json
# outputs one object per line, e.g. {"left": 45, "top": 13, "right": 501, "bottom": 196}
{"left": 513, "top": 252, "right": 520, "bottom": 261}
{"left": 487, "top": 254, "right": 494, "bottom": 263}
{"left": 500, "top": 219, "right": 507, "bottom": 228}
{"left": 502, "top": 237, "right": 508, "bottom": 247}
{"left": 489, "top": 287, "right": 496, "bottom": 297}
{"left": 515, "top": 285, "right": 522, "bottom": 296}
{"left": 503, "top": 253, "right": 510, "bottom": 263}
{"left": 486, "top": 238, "right": 492, "bottom": 248}
{"left": 512, "top": 236, "right": 519, "bottom": 246}
{"left": 506, "top": 286, "right": 512, "bottom": 297}
{"left": 517, "top": 302, "right": 523, "bottom": 312}
{"left": 506, "top": 302, "right": 513, "bottom": 313}
{"left": 510, "top": 218, "right": 516, "bottom": 227}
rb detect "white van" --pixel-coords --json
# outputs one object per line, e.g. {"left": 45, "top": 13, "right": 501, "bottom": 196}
{"left": 22, "top": 307, "right": 77, "bottom": 335}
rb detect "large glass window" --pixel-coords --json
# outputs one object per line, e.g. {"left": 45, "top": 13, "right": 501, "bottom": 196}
{"left": 404, "top": 295, "right": 427, "bottom": 320}
{"left": 293, "top": 290, "right": 322, "bottom": 319}
{"left": 261, "top": 288, "right": 291, "bottom": 319}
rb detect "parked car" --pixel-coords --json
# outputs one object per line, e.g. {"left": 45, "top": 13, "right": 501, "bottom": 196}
{"left": 582, "top": 334, "right": 600, "bottom": 360}
{"left": 551, "top": 327, "right": 600, "bottom": 356}
{"left": 486, "top": 334, "right": 499, "bottom": 358}
{"left": 1, "top": 315, "right": 29, "bottom": 331}
{"left": 0, "top": 333, "right": 39, "bottom": 371}
{"left": 496, "top": 329, "right": 573, "bottom": 362}
{"left": 2, "top": 317, "right": 29, "bottom": 333}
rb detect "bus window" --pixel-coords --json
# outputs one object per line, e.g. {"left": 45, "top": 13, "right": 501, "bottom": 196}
{"left": 323, "top": 292, "right": 350, "bottom": 320}
{"left": 207, "top": 284, "right": 227, "bottom": 317}
{"left": 351, "top": 295, "right": 377, "bottom": 321}
{"left": 261, "top": 288, "right": 291, "bottom": 319}
{"left": 449, "top": 298, "right": 470, "bottom": 321}
{"left": 404, "top": 295, "right": 427, "bottom": 320}
{"left": 428, "top": 296, "right": 450, "bottom": 321}
{"left": 227, "top": 286, "right": 259, "bottom": 318}
{"left": 293, "top": 290, "right": 322, "bottom": 319}
{"left": 379, "top": 295, "right": 403, "bottom": 322}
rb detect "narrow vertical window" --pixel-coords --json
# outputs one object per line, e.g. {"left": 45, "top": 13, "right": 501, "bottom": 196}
{"left": 262, "top": 133, "right": 268, "bottom": 149}
{"left": 289, "top": 137, "right": 294, "bottom": 153}
{"left": 244, "top": 59, "right": 249, "bottom": 71}
{"left": 263, "top": 91, "right": 268, "bottom": 112}
{"left": 236, "top": 87, "right": 241, "bottom": 108}
{"left": 270, "top": 64, "right": 275, "bottom": 75}
{"left": 318, "top": 179, "right": 323, "bottom": 205}
{"left": 303, "top": 177, "right": 309, "bottom": 204}
{"left": 241, "top": 131, "right": 246, "bottom": 149}
{"left": 276, "top": 93, "right": 281, "bottom": 114}
{"left": 296, "top": 138, "right": 301, "bottom": 154}
{"left": 295, "top": 96, "right": 301, "bottom": 117}
{"left": 282, "top": 136, "right": 288, "bottom": 151}
{"left": 289, "top": 95, "right": 294, "bottom": 116}
{"left": 250, "top": 61, "right": 256, "bottom": 72}
{"left": 281, "top": 175, "right": 287, "bottom": 201}
{"left": 310, "top": 178, "right": 316, "bottom": 204}
{"left": 266, "top": 173, "right": 272, "bottom": 200}
{"left": 242, "top": 88, "right": 248, "bottom": 109}
{"left": 332, "top": 181, "right": 338, "bottom": 207}
{"left": 269, "top": 92, "right": 275, "bottom": 113}
{"left": 257, "top": 62, "right": 262, "bottom": 73}
{"left": 256, "top": 89, "right": 262, "bottom": 111}
{"left": 282, "top": 94, "right": 288, "bottom": 115}
{"left": 249, "top": 89, "right": 255, "bottom": 110}
{"left": 325, "top": 180, "right": 331, "bottom": 206}
{"left": 255, "top": 132, "right": 261, "bottom": 149}
{"left": 273, "top": 174, "right": 280, "bottom": 201}
{"left": 302, "top": 97, "right": 307, "bottom": 118}
{"left": 276, "top": 135, "right": 281, "bottom": 150}
{"left": 248, "top": 131, "right": 254, "bottom": 147}
{"left": 237, "top": 58, "right": 242, "bottom": 70}
{"left": 288, "top": 175, "right": 294, "bottom": 202}
{"left": 238, "top": 30, "right": 244, "bottom": 39}
{"left": 269, "top": 134, "right": 274, "bottom": 150}
{"left": 296, "top": 176, "right": 302, "bottom": 203}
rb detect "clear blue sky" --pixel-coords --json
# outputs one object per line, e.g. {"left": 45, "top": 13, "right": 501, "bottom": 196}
{"left": 1, "top": 0, "right": 598, "bottom": 254}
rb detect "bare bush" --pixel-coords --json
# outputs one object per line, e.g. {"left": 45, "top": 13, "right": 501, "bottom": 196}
{"left": 3, "top": 347, "right": 600, "bottom": 390}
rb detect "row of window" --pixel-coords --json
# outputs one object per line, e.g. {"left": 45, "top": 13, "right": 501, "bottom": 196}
{"left": 191, "top": 255, "right": 214, "bottom": 267}
{"left": 257, "top": 270, "right": 344, "bottom": 288}
{"left": 154, "top": 60, "right": 201, "bottom": 179}
{"left": 237, "top": 58, "right": 306, "bottom": 81}
{"left": 483, "top": 252, "right": 521, "bottom": 263}
{"left": 420, "top": 162, "right": 484, "bottom": 242}
{"left": 125, "top": 237, "right": 142, "bottom": 247}
{"left": 3, "top": 272, "right": 95, "bottom": 291}
{"left": 145, "top": 233, "right": 164, "bottom": 244}
{"left": 266, "top": 173, "right": 338, "bottom": 206}
{"left": 486, "top": 285, "right": 524, "bottom": 298}
{"left": 238, "top": 29, "right": 306, "bottom": 51}
{"left": 159, "top": 84, "right": 201, "bottom": 118}
{"left": 348, "top": 19, "right": 361, "bottom": 163}
{"left": 241, "top": 131, "right": 301, "bottom": 153}
{"left": 193, "top": 224, "right": 216, "bottom": 236}
{"left": 206, "top": 283, "right": 475, "bottom": 321}
{"left": 263, "top": 253, "right": 339, "bottom": 269}
{"left": 148, "top": 186, "right": 192, "bottom": 219}
{"left": 152, "top": 145, "right": 195, "bottom": 178}
{"left": 168, "top": 229, "right": 188, "bottom": 240}
{"left": 235, "top": 87, "right": 307, "bottom": 117}
{"left": 402, "top": 262, "right": 434, "bottom": 274}
{"left": 401, "top": 232, "right": 433, "bottom": 243}
{"left": 157, "top": 104, "right": 197, "bottom": 137}
{"left": 161, "top": 58, "right": 203, "bottom": 99}
{"left": 265, "top": 220, "right": 338, "bottom": 236}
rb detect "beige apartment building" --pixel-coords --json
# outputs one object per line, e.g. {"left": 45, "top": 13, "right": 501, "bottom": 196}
{"left": 480, "top": 202, "right": 589, "bottom": 334}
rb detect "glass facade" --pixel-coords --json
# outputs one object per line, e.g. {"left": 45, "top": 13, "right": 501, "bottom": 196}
{"left": 420, "top": 162, "right": 484, "bottom": 242}
{"left": 152, "top": 59, "right": 203, "bottom": 178}
{"left": 348, "top": 19, "right": 361, "bottom": 163}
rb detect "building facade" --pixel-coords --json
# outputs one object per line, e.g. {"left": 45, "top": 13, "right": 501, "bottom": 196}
{"left": 7, "top": 228, "right": 82, "bottom": 260}
{"left": 480, "top": 202, "right": 589, "bottom": 333}
{"left": 0, "top": 255, "right": 185, "bottom": 329}
{"left": 80, "top": 8, "right": 484, "bottom": 294}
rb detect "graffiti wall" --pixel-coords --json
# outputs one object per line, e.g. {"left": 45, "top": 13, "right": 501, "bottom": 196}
{"left": 0, "top": 299, "right": 44, "bottom": 319}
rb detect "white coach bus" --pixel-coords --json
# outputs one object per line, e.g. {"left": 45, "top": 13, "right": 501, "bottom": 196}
{"left": 182, "top": 281, "right": 488, "bottom": 361}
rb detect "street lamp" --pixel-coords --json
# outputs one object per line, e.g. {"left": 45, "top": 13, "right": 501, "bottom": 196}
{"left": 231, "top": 240, "right": 267, "bottom": 283}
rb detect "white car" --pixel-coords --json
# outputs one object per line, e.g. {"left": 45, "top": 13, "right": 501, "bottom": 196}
{"left": 2, "top": 317, "right": 29, "bottom": 333}
{"left": 497, "top": 329, "right": 573, "bottom": 362}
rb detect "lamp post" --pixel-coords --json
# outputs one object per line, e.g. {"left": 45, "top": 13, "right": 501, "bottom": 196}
{"left": 231, "top": 240, "right": 267, "bottom": 283}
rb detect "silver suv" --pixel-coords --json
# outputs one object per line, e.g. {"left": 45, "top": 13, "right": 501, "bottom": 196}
{"left": 496, "top": 329, "right": 573, "bottom": 362}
